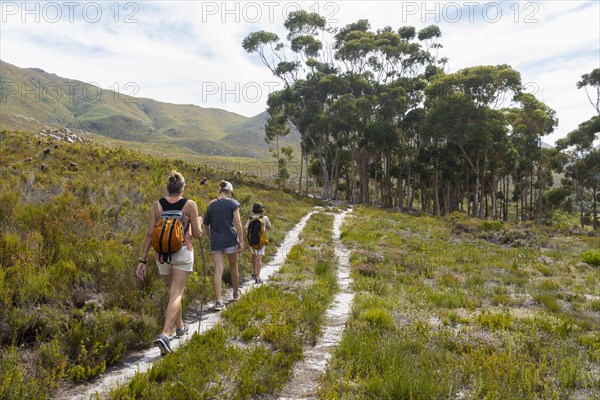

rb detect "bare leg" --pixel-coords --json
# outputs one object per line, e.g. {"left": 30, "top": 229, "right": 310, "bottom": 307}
{"left": 161, "top": 269, "right": 189, "bottom": 336}
{"left": 251, "top": 254, "right": 259, "bottom": 276}
{"left": 161, "top": 274, "right": 184, "bottom": 332}
{"left": 256, "top": 255, "right": 263, "bottom": 279}
{"left": 227, "top": 252, "right": 239, "bottom": 295}
{"left": 212, "top": 252, "right": 224, "bottom": 302}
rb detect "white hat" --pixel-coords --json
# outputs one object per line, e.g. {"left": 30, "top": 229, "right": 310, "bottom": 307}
{"left": 222, "top": 181, "right": 233, "bottom": 192}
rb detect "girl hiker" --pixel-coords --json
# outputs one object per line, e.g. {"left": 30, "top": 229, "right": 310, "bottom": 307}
{"left": 203, "top": 181, "right": 244, "bottom": 311}
{"left": 136, "top": 171, "right": 202, "bottom": 355}
{"left": 245, "top": 202, "right": 272, "bottom": 284}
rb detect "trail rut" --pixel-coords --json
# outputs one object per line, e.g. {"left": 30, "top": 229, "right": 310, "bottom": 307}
{"left": 277, "top": 208, "right": 354, "bottom": 400}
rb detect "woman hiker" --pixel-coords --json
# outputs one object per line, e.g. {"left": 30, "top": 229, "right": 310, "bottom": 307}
{"left": 136, "top": 170, "right": 202, "bottom": 354}
{"left": 203, "top": 180, "right": 244, "bottom": 311}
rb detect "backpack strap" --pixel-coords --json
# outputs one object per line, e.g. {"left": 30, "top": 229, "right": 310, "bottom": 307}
{"left": 159, "top": 197, "right": 188, "bottom": 211}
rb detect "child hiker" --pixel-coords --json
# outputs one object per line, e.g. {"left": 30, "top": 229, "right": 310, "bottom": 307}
{"left": 245, "top": 202, "right": 272, "bottom": 284}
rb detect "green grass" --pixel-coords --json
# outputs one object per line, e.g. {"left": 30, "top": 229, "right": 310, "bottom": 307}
{"left": 319, "top": 206, "right": 600, "bottom": 399}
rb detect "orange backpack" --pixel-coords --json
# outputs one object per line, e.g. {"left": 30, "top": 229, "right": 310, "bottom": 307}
{"left": 152, "top": 201, "right": 187, "bottom": 264}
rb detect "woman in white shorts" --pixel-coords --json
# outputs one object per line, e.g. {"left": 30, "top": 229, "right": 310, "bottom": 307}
{"left": 136, "top": 171, "right": 202, "bottom": 354}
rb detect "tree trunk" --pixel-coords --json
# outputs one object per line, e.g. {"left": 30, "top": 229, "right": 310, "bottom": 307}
{"left": 345, "top": 170, "right": 352, "bottom": 202}
{"left": 474, "top": 159, "right": 480, "bottom": 218}
{"left": 537, "top": 165, "right": 543, "bottom": 224}
{"left": 362, "top": 150, "right": 370, "bottom": 205}
{"left": 304, "top": 152, "right": 309, "bottom": 196}
{"left": 408, "top": 173, "right": 415, "bottom": 210}
{"left": 580, "top": 190, "right": 585, "bottom": 229}
{"left": 398, "top": 177, "right": 404, "bottom": 209}
{"left": 445, "top": 183, "right": 451, "bottom": 215}
{"left": 309, "top": 131, "right": 330, "bottom": 200}
{"left": 491, "top": 172, "right": 497, "bottom": 220}
{"left": 406, "top": 164, "right": 412, "bottom": 210}
{"left": 482, "top": 171, "right": 487, "bottom": 219}
{"left": 593, "top": 186, "right": 598, "bottom": 230}
{"left": 433, "top": 163, "right": 440, "bottom": 216}
{"left": 529, "top": 173, "right": 534, "bottom": 221}
{"left": 521, "top": 183, "right": 526, "bottom": 223}
{"left": 466, "top": 168, "right": 471, "bottom": 217}
{"left": 502, "top": 176, "right": 508, "bottom": 221}
{"left": 420, "top": 180, "right": 427, "bottom": 214}
{"left": 374, "top": 162, "right": 379, "bottom": 207}
{"left": 384, "top": 151, "right": 393, "bottom": 208}
{"left": 515, "top": 186, "right": 519, "bottom": 224}
{"left": 298, "top": 147, "right": 303, "bottom": 194}
{"left": 332, "top": 145, "right": 341, "bottom": 201}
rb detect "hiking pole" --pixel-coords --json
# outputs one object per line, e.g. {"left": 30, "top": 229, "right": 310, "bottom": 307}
{"left": 196, "top": 232, "right": 208, "bottom": 334}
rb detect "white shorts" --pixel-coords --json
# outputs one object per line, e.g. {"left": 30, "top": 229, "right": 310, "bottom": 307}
{"left": 250, "top": 246, "right": 266, "bottom": 256}
{"left": 155, "top": 247, "right": 194, "bottom": 275}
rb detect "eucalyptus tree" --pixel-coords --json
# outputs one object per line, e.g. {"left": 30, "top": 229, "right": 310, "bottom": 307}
{"left": 242, "top": 10, "right": 330, "bottom": 194}
{"left": 577, "top": 68, "right": 600, "bottom": 116}
{"left": 334, "top": 21, "right": 444, "bottom": 206}
{"left": 504, "top": 93, "right": 557, "bottom": 222}
{"left": 425, "top": 65, "right": 521, "bottom": 218}
{"left": 264, "top": 97, "right": 291, "bottom": 182}
{"left": 556, "top": 116, "right": 600, "bottom": 229}
{"left": 553, "top": 69, "right": 600, "bottom": 229}
{"left": 301, "top": 61, "right": 349, "bottom": 199}
{"left": 398, "top": 107, "right": 426, "bottom": 210}
{"left": 244, "top": 13, "right": 444, "bottom": 202}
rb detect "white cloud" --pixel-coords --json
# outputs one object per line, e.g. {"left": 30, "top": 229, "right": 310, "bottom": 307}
{"left": 1, "top": 0, "right": 598, "bottom": 143}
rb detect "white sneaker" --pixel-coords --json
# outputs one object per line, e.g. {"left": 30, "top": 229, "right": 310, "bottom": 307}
{"left": 214, "top": 301, "right": 226, "bottom": 311}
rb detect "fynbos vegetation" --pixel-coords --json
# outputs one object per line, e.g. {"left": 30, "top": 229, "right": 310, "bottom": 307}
{"left": 319, "top": 207, "right": 600, "bottom": 399}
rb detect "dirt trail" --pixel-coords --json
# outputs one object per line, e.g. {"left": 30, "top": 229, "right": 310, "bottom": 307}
{"left": 56, "top": 209, "right": 318, "bottom": 400}
{"left": 277, "top": 208, "right": 353, "bottom": 400}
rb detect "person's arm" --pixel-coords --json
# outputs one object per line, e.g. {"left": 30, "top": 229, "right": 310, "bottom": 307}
{"left": 233, "top": 207, "right": 244, "bottom": 252}
{"left": 187, "top": 201, "right": 202, "bottom": 239}
{"left": 265, "top": 215, "right": 272, "bottom": 231}
{"left": 204, "top": 224, "right": 211, "bottom": 241}
{"left": 203, "top": 206, "right": 211, "bottom": 241}
{"left": 137, "top": 202, "right": 159, "bottom": 280}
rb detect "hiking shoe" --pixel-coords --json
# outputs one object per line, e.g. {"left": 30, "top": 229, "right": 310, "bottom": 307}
{"left": 155, "top": 333, "right": 172, "bottom": 355}
{"left": 214, "top": 301, "right": 226, "bottom": 311}
{"left": 255, "top": 277, "right": 262, "bottom": 284}
{"left": 175, "top": 324, "right": 189, "bottom": 338}
{"left": 232, "top": 292, "right": 239, "bottom": 301}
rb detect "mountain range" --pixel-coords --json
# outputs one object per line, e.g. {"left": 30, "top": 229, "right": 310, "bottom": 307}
{"left": 0, "top": 60, "right": 296, "bottom": 158}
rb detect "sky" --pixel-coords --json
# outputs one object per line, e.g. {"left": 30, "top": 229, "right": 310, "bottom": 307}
{"left": 1, "top": 0, "right": 599, "bottom": 145}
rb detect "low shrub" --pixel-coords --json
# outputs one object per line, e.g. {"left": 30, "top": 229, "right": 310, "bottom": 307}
{"left": 582, "top": 250, "right": 600, "bottom": 266}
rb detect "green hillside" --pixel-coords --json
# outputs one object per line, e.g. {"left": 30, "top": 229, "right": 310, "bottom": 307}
{"left": 0, "top": 60, "right": 299, "bottom": 159}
